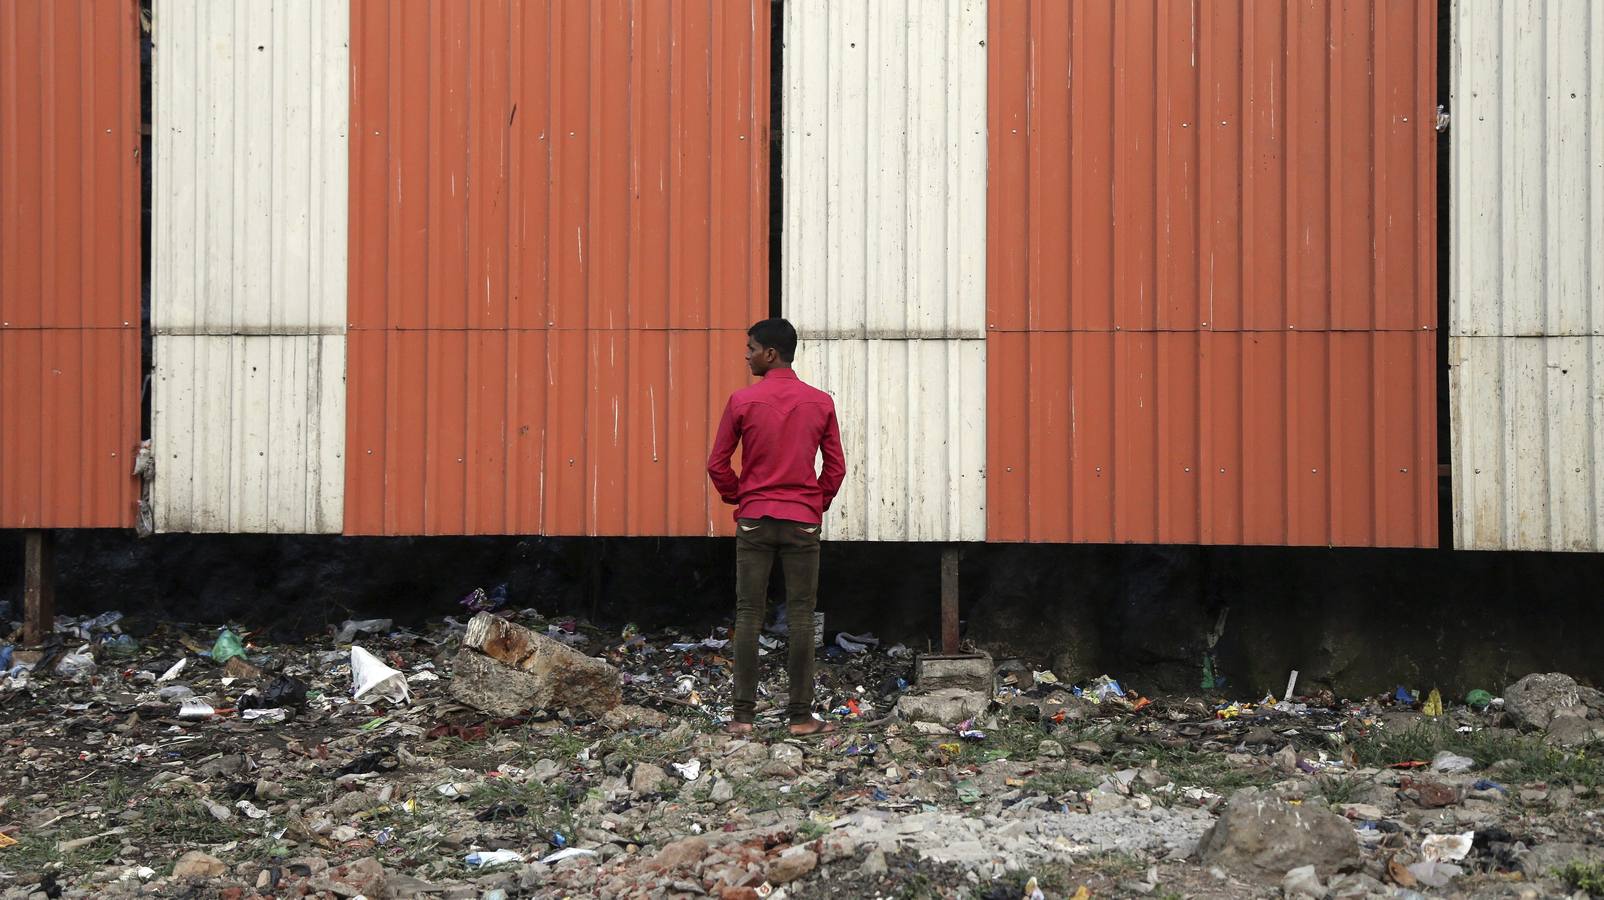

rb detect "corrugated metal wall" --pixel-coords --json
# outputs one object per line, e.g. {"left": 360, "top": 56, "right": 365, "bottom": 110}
{"left": 0, "top": 0, "right": 142, "bottom": 529}
{"left": 782, "top": 0, "right": 988, "bottom": 541}
{"left": 987, "top": 0, "right": 1439, "bottom": 547}
{"left": 345, "top": 0, "right": 769, "bottom": 536}
{"left": 151, "top": 0, "right": 350, "bottom": 533}
{"left": 1449, "top": 0, "right": 1604, "bottom": 551}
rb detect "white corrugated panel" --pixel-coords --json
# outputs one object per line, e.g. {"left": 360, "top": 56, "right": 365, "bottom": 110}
{"left": 1449, "top": 0, "right": 1604, "bottom": 550}
{"left": 1450, "top": 337, "right": 1604, "bottom": 551}
{"left": 153, "top": 336, "right": 346, "bottom": 533}
{"left": 800, "top": 340, "right": 986, "bottom": 542}
{"left": 782, "top": 0, "right": 987, "bottom": 339}
{"left": 152, "top": 0, "right": 349, "bottom": 532}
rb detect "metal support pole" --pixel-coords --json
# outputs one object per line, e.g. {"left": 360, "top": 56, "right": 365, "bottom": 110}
{"left": 23, "top": 530, "right": 56, "bottom": 646}
{"left": 940, "top": 545, "right": 960, "bottom": 654}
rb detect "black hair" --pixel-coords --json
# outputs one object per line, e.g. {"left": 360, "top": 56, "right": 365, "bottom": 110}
{"left": 747, "top": 318, "right": 798, "bottom": 362}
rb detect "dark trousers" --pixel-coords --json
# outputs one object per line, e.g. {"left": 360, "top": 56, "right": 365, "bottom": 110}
{"left": 732, "top": 517, "right": 820, "bottom": 724}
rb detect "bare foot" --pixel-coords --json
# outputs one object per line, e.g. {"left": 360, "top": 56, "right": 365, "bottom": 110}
{"left": 722, "top": 721, "right": 755, "bottom": 735}
{"left": 786, "top": 719, "right": 838, "bottom": 737}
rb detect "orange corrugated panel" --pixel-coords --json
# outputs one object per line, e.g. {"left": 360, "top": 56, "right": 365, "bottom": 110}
{"left": 346, "top": 0, "right": 768, "bottom": 536}
{"left": 988, "top": 0, "right": 1437, "bottom": 547}
{"left": 0, "top": 0, "right": 141, "bottom": 528}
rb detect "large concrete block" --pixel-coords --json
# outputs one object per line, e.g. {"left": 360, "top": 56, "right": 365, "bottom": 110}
{"left": 450, "top": 613, "right": 621, "bottom": 716}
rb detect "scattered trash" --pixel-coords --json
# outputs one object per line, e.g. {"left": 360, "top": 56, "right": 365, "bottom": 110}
{"left": 350, "top": 645, "right": 411, "bottom": 704}
{"left": 836, "top": 632, "right": 880, "bottom": 654}
{"left": 1022, "top": 875, "right": 1045, "bottom": 900}
{"left": 1422, "top": 688, "right": 1444, "bottom": 717}
{"left": 210, "top": 629, "right": 247, "bottom": 665}
{"left": 157, "top": 658, "right": 188, "bottom": 682}
{"left": 1431, "top": 751, "right": 1475, "bottom": 774}
{"left": 1464, "top": 689, "right": 1494, "bottom": 711}
{"left": 1, "top": 600, "right": 1584, "bottom": 898}
{"left": 1394, "top": 686, "right": 1418, "bottom": 706}
{"left": 540, "top": 847, "right": 599, "bottom": 865}
{"left": 54, "top": 646, "right": 97, "bottom": 680}
{"left": 335, "top": 618, "right": 394, "bottom": 644}
{"left": 1406, "top": 860, "right": 1462, "bottom": 888}
{"left": 464, "top": 849, "right": 525, "bottom": 868}
{"left": 177, "top": 699, "right": 215, "bottom": 719}
{"left": 460, "top": 584, "right": 508, "bottom": 613}
{"left": 235, "top": 800, "right": 270, "bottom": 820}
{"left": 337, "top": 751, "right": 400, "bottom": 776}
{"left": 1420, "top": 831, "right": 1474, "bottom": 862}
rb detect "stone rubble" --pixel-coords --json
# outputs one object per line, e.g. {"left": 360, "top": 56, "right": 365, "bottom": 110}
{"left": 1, "top": 603, "right": 1601, "bottom": 899}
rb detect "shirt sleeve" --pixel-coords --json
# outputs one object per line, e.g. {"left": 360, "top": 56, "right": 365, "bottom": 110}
{"left": 706, "top": 396, "right": 741, "bottom": 505}
{"left": 818, "top": 405, "right": 846, "bottom": 511}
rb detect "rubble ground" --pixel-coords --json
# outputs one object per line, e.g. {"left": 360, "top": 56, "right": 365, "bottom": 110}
{"left": 4, "top": 607, "right": 1604, "bottom": 899}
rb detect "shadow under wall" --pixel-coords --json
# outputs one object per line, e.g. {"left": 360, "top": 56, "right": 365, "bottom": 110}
{"left": 1, "top": 531, "right": 1598, "bottom": 700}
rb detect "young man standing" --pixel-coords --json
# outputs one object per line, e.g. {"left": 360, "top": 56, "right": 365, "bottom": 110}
{"left": 707, "top": 318, "right": 846, "bottom": 736}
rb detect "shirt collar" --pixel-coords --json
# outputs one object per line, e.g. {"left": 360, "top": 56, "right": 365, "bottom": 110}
{"left": 763, "top": 368, "right": 799, "bottom": 381}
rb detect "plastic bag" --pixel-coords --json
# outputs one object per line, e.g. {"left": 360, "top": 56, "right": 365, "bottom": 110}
{"left": 335, "top": 619, "right": 393, "bottom": 644}
{"left": 464, "top": 849, "right": 525, "bottom": 867}
{"left": 350, "top": 646, "right": 410, "bottom": 704}
{"left": 210, "top": 630, "right": 247, "bottom": 665}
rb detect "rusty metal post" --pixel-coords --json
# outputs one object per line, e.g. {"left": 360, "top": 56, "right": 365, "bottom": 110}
{"left": 940, "top": 546, "right": 959, "bottom": 654}
{"left": 23, "top": 530, "right": 56, "bottom": 646}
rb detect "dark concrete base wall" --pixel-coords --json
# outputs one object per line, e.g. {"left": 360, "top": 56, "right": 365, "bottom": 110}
{"left": 2, "top": 531, "right": 1598, "bottom": 700}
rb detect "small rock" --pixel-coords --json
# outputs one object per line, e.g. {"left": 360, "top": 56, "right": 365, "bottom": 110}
{"left": 172, "top": 852, "right": 227, "bottom": 880}
{"left": 651, "top": 836, "right": 709, "bottom": 872}
{"left": 768, "top": 846, "right": 818, "bottom": 884}
{"left": 1504, "top": 673, "right": 1604, "bottom": 730}
{"left": 1197, "top": 788, "right": 1360, "bottom": 881}
{"left": 1340, "top": 803, "right": 1385, "bottom": 821}
{"left": 1413, "top": 780, "right": 1459, "bottom": 809}
{"left": 1273, "top": 745, "right": 1300, "bottom": 775}
{"left": 1071, "top": 741, "right": 1103, "bottom": 756}
{"left": 1282, "top": 864, "right": 1327, "bottom": 898}
{"left": 320, "top": 857, "right": 386, "bottom": 899}
{"left": 709, "top": 779, "right": 735, "bottom": 803}
{"left": 1086, "top": 789, "right": 1128, "bottom": 813}
{"left": 1037, "top": 739, "right": 1064, "bottom": 758}
{"left": 1544, "top": 714, "right": 1604, "bottom": 747}
{"left": 1327, "top": 872, "right": 1389, "bottom": 899}
{"left": 600, "top": 704, "right": 671, "bottom": 730}
{"left": 630, "top": 763, "right": 670, "bottom": 795}
{"left": 861, "top": 849, "right": 888, "bottom": 877}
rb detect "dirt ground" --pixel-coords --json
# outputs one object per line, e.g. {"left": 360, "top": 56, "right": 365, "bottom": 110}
{"left": 3, "top": 607, "right": 1604, "bottom": 899}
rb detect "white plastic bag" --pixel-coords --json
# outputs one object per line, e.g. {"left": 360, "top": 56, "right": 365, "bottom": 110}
{"left": 350, "top": 646, "right": 410, "bottom": 704}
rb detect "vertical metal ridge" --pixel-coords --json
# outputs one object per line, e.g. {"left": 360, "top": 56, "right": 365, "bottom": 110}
{"left": 0, "top": 0, "right": 140, "bottom": 529}
{"left": 1451, "top": 1, "right": 1604, "bottom": 549}
{"left": 991, "top": 0, "right": 1436, "bottom": 546}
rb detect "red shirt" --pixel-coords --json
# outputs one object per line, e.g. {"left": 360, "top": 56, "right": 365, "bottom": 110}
{"left": 707, "top": 368, "right": 846, "bottom": 525}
